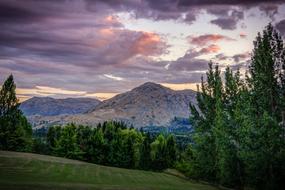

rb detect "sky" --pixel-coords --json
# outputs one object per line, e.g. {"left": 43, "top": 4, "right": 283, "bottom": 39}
{"left": 0, "top": 0, "right": 285, "bottom": 101}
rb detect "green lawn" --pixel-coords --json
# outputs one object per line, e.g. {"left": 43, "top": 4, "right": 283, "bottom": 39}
{"left": 0, "top": 151, "right": 218, "bottom": 190}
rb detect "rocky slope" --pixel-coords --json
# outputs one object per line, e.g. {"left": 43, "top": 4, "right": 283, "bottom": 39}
{"left": 20, "top": 97, "right": 101, "bottom": 116}
{"left": 27, "top": 82, "right": 197, "bottom": 128}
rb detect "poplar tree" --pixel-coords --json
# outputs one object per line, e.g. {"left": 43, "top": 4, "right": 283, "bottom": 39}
{"left": 245, "top": 23, "right": 285, "bottom": 189}
{"left": 0, "top": 75, "right": 32, "bottom": 151}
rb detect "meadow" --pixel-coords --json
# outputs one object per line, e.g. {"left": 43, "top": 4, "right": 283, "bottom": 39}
{"left": 0, "top": 151, "right": 218, "bottom": 190}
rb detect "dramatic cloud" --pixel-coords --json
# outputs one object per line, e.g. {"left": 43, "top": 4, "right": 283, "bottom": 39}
{"left": 199, "top": 45, "right": 221, "bottom": 54}
{"left": 178, "top": 0, "right": 283, "bottom": 6}
{"left": 0, "top": 0, "right": 284, "bottom": 99}
{"left": 188, "top": 34, "right": 234, "bottom": 46}
{"left": 209, "top": 9, "right": 244, "bottom": 30}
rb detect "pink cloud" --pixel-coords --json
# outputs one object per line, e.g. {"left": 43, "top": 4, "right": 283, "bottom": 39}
{"left": 188, "top": 34, "right": 234, "bottom": 46}
{"left": 199, "top": 44, "right": 221, "bottom": 54}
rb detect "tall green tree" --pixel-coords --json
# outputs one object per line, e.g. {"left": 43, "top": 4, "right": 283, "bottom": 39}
{"left": 245, "top": 23, "right": 285, "bottom": 189}
{"left": 0, "top": 75, "right": 32, "bottom": 151}
{"left": 54, "top": 124, "right": 83, "bottom": 159}
{"left": 165, "top": 134, "right": 177, "bottom": 168}
{"left": 139, "top": 132, "right": 152, "bottom": 170}
{"left": 89, "top": 128, "right": 105, "bottom": 164}
{"left": 151, "top": 134, "right": 167, "bottom": 170}
{"left": 189, "top": 62, "right": 222, "bottom": 181}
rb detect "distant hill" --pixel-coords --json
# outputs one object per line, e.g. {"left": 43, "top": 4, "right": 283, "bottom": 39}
{"left": 20, "top": 97, "right": 101, "bottom": 116}
{"left": 86, "top": 82, "right": 196, "bottom": 127}
{"left": 27, "top": 82, "right": 197, "bottom": 128}
{"left": 0, "top": 151, "right": 218, "bottom": 190}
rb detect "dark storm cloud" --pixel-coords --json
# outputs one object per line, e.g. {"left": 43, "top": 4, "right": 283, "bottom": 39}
{"left": 0, "top": 2, "right": 42, "bottom": 23}
{"left": 178, "top": 0, "right": 283, "bottom": 6}
{"left": 85, "top": 0, "right": 282, "bottom": 24}
{"left": 209, "top": 9, "right": 244, "bottom": 30}
{"left": 0, "top": 0, "right": 168, "bottom": 71}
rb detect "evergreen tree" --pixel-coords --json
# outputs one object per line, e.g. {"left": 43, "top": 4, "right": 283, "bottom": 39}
{"left": 54, "top": 124, "right": 83, "bottom": 159}
{"left": 165, "top": 134, "right": 177, "bottom": 168}
{"left": 139, "top": 132, "right": 152, "bottom": 170}
{"left": 89, "top": 128, "right": 105, "bottom": 164}
{"left": 0, "top": 75, "right": 32, "bottom": 151}
{"left": 245, "top": 23, "right": 285, "bottom": 189}
{"left": 189, "top": 62, "right": 221, "bottom": 181}
{"left": 47, "top": 126, "right": 62, "bottom": 152}
{"left": 151, "top": 134, "right": 167, "bottom": 170}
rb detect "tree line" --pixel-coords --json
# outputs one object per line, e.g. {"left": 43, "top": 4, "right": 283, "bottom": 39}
{"left": 176, "top": 24, "right": 285, "bottom": 190}
{"left": 39, "top": 122, "right": 177, "bottom": 170}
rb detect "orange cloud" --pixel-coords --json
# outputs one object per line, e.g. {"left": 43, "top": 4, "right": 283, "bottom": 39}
{"left": 199, "top": 44, "right": 221, "bottom": 54}
{"left": 99, "top": 28, "right": 115, "bottom": 37}
{"left": 104, "top": 15, "right": 121, "bottom": 26}
{"left": 188, "top": 34, "right": 234, "bottom": 46}
{"left": 132, "top": 32, "right": 166, "bottom": 56}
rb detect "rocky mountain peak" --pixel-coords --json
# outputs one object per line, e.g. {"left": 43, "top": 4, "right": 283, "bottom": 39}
{"left": 132, "top": 82, "right": 171, "bottom": 94}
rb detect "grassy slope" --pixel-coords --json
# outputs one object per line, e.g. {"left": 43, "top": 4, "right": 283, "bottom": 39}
{"left": 0, "top": 151, "right": 218, "bottom": 190}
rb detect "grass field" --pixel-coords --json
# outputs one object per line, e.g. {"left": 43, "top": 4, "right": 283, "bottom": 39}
{"left": 0, "top": 151, "right": 219, "bottom": 190}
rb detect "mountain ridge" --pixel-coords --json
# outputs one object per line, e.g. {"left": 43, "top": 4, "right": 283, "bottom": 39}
{"left": 24, "top": 82, "right": 197, "bottom": 128}
{"left": 20, "top": 97, "right": 101, "bottom": 116}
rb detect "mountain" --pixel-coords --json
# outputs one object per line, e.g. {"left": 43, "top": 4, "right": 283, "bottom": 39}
{"left": 20, "top": 97, "right": 101, "bottom": 116}
{"left": 27, "top": 82, "right": 197, "bottom": 128}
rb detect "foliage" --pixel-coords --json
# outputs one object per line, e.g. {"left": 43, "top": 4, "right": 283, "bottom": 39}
{"left": 0, "top": 75, "right": 32, "bottom": 151}
{"left": 44, "top": 121, "right": 177, "bottom": 170}
{"left": 184, "top": 24, "right": 285, "bottom": 190}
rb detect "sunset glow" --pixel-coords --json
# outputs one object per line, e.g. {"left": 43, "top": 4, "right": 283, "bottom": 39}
{"left": 0, "top": 0, "right": 284, "bottom": 100}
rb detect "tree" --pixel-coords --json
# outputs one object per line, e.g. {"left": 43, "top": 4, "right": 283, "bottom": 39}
{"left": 189, "top": 62, "right": 222, "bottom": 182}
{"left": 47, "top": 126, "right": 62, "bottom": 151}
{"left": 139, "top": 132, "right": 152, "bottom": 170}
{"left": 215, "top": 67, "right": 244, "bottom": 188}
{"left": 0, "top": 75, "right": 32, "bottom": 151}
{"left": 245, "top": 23, "right": 285, "bottom": 189}
{"left": 89, "top": 128, "right": 105, "bottom": 164}
{"left": 54, "top": 124, "right": 83, "bottom": 159}
{"left": 151, "top": 134, "right": 167, "bottom": 170}
{"left": 187, "top": 24, "right": 285, "bottom": 189}
{"left": 166, "top": 134, "right": 177, "bottom": 168}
